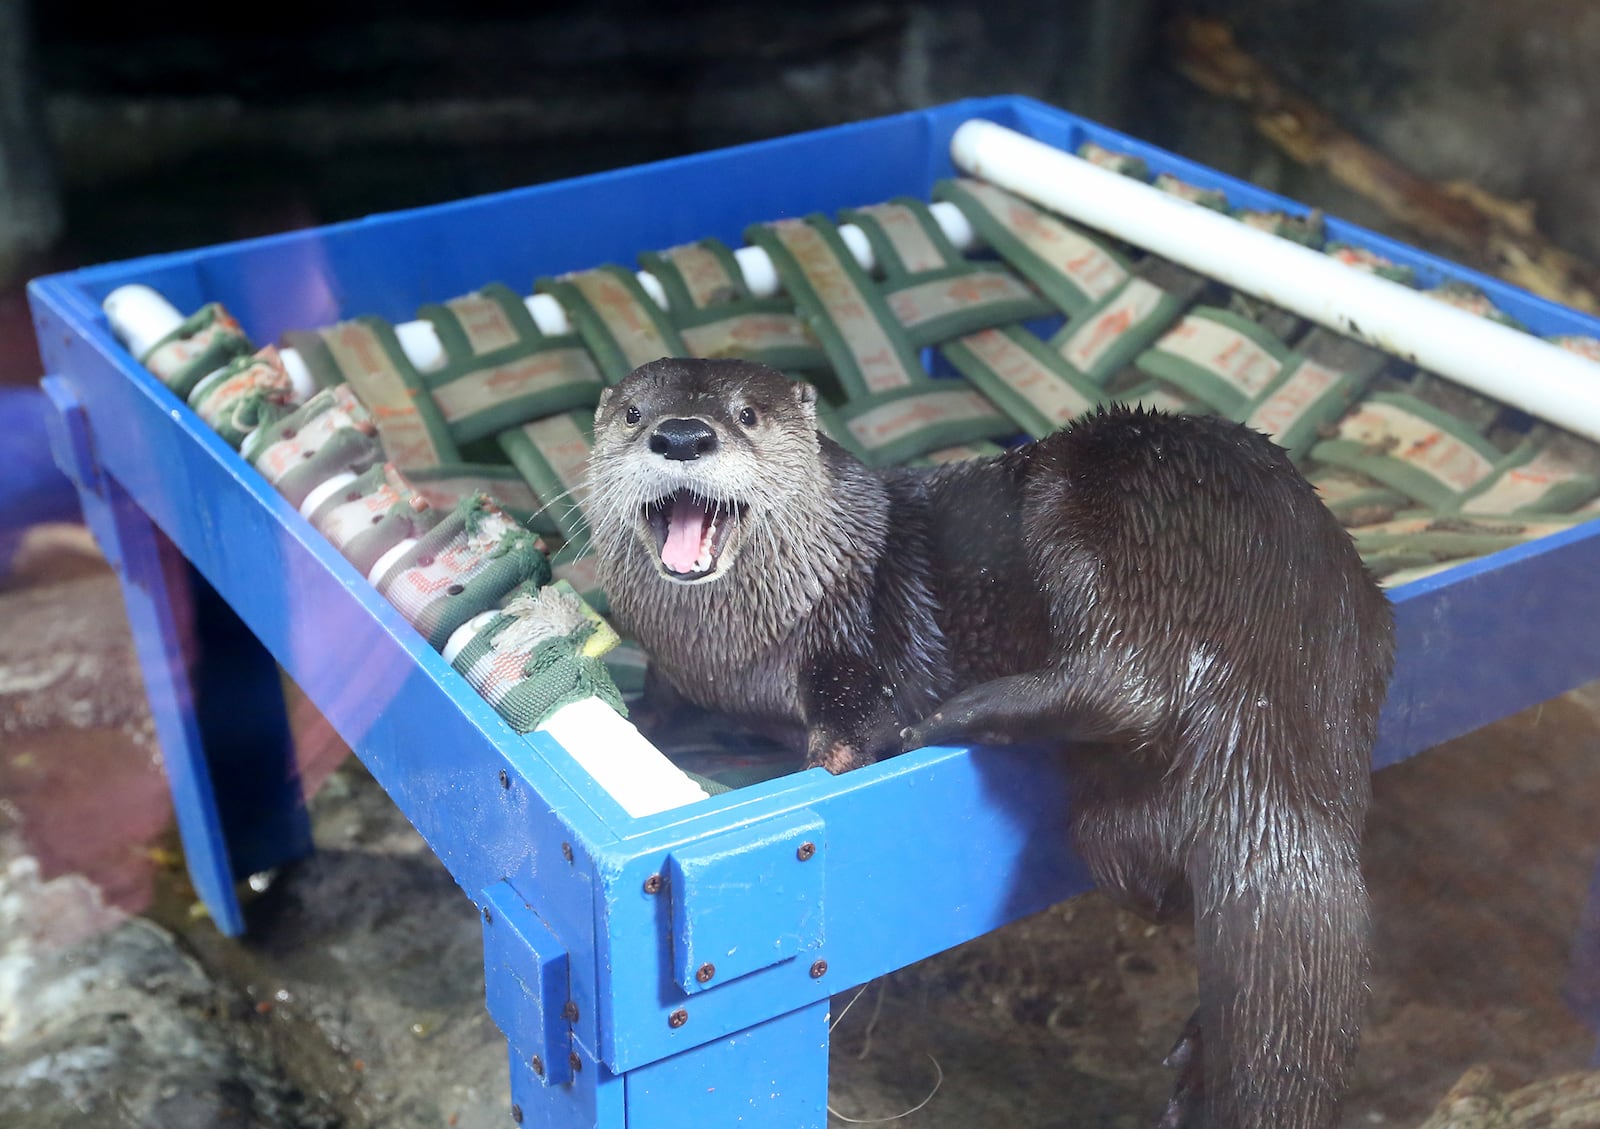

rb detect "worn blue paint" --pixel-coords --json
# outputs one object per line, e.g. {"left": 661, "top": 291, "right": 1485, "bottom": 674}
{"left": 26, "top": 96, "right": 1600, "bottom": 1125}
{"left": 666, "top": 809, "right": 826, "bottom": 996}
{"left": 623, "top": 1000, "right": 830, "bottom": 1129}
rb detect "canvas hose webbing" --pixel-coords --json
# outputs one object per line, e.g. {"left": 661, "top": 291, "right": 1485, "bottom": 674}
{"left": 450, "top": 579, "right": 625, "bottom": 732}
{"left": 402, "top": 464, "right": 551, "bottom": 532}
{"left": 141, "top": 302, "right": 256, "bottom": 399}
{"left": 745, "top": 214, "right": 1020, "bottom": 466}
{"left": 154, "top": 150, "right": 1600, "bottom": 798}
{"left": 187, "top": 345, "right": 297, "bottom": 450}
{"left": 246, "top": 384, "right": 384, "bottom": 510}
{"left": 307, "top": 463, "right": 443, "bottom": 579}
{"left": 538, "top": 265, "right": 687, "bottom": 380}
{"left": 374, "top": 494, "right": 552, "bottom": 651}
{"left": 417, "top": 282, "right": 608, "bottom": 446}
{"left": 282, "top": 318, "right": 461, "bottom": 469}
{"left": 639, "top": 239, "right": 827, "bottom": 372}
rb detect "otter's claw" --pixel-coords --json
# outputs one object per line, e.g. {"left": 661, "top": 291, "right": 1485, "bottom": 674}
{"left": 900, "top": 714, "right": 945, "bottom": 753}
{"left": 1157, "top": 1013, "right": 1204, "bottom": 1129}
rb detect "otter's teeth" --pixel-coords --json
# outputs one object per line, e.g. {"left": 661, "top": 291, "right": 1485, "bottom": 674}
{"left": 695, "top": 514, "right": 719, "bottom": 573}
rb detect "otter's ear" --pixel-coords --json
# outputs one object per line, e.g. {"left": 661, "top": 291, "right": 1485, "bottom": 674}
{"left": 792, "top": 380, "right": 819, "bottom": 425}
{"left": 596, "top": 387, "right": 614, "bottom": 421}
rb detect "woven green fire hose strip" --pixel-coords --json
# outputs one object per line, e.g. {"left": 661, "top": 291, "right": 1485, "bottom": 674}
{"left": 639, "top": 239, "right": 828, "bottom": 373}
{"left": 1311, "top": 391, "right": 1512, "bottom": 513}
{"left": 417, "top": 282, "right": 608, "bottom": 446}
{"left": 280, "top": 317, "right": 461, "bottom": 469}
{"left": 403, "top": 463, "right": 554, "bottom": 533}
{"left": 537, "top": 265, "right": 688, "bottom": 381}
{"left": 934, "top": 179, "right": 1132, "bottom": 317}
{"left": 1046, "top": 263, "right": 1200, "bottom": 388}
{"left": 307, "top": 463, "right": 444, "bottom": 578}
{"left": 840, "top": 199, "right": 1054, "bottom": 347}
{"left": 187, "top": 345, "right": 296, "bottom": 450}
{"left": 142, "top": 303, "right": 256, "bottom": 400}
{"left": 451, "top": 579, "right": 625, "bottom": 732}
{"left": 496, "top": 411, "right": 596, "bottom": 553}
{"left": 1242, "top": 329, "right": 1390, "bottom": 462}
{"left": 375, "top": 494, "right": 552, "bottom": 652}
{"left": 1134, "top": 307, "right": 1298, "bottom": 420}
{"left": 247, "top": 385, "right": 384, "bottom": 510}
{"left": 744, "top": 214, "right": 1019, "bottom": 465}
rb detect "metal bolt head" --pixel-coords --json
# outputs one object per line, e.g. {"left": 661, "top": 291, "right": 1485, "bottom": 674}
{"left": 530, "top": 1055, "right": 544, "bottom": 1078}
{"left": 695, "top": 962, "right": 716, "bottom": 984}
{"left": 482, "top": 906, "right": 493, "bottom": 925}
{"left": 569, "top": 1051, "right": 583, "bottom": 1073}
{"left": 511, "top": 1103, "right": 524, "bottom": 1124}
{"left": 643, "top": 874, "right": 664, "bottom": 895}
{"left": 498, "top": 769, "right": 510, "bottom": 789}
{"left": 810, "top": 959, "right": 828, "bottom": 979}
{"left": 668, "top": 1008, "right": 689, "bottom": 1029}
{"left": 796, "top": 841, "right": 816, "bottom": 861}
{"left": 561, "top": 841, "right": 574, "bottom": 863}
{"left": 562, "top": 1000, "right": 579, "bottom": 1022}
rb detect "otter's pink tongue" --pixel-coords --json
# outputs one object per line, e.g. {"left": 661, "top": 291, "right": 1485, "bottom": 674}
{"left": 661, "top": 495, "right": 712, "bottom": 574}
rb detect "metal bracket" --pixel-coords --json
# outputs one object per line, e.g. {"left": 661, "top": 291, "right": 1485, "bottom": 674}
{"left": 665, "top": 808, "right": 825, "bottom": 995}
{"left": 481, "top": 881, "right": 575, "bottom": 1086}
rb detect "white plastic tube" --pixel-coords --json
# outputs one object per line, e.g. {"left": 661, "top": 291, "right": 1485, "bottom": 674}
{"left": 104, "top": 204, "right": 976, "bottom": 386}
{"left": 950, "top": 118, "right": 1600, "bottom": 445}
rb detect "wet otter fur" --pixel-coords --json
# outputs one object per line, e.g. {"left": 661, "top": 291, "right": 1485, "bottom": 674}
{"left": 585, "top": 357, "right": 1395, "bottom": 1129}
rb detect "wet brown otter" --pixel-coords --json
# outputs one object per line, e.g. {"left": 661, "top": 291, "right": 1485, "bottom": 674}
{"left": 585, "top": 356, "right": 1395, "bottom": 1129}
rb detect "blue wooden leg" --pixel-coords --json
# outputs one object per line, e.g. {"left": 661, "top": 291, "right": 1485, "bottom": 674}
{"left": 621, "top": 1001, "right": 831, "bottom": 1128}
{"left": 1568, "top": 851, "right": 1600, "bottom": 1065}
{"left": 508, "top": 1047, "right": 626, "bottom": 1129}
{"left": 500, "top": 1000, "right": 828, "bottom": 1129}
{"left": 43, "top": 376, "right": 312, "bottom": 935}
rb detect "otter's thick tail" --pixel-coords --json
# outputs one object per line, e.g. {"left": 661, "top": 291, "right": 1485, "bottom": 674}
{"left": 1185, "top": 827, "right": 1371, "bottom": 1129}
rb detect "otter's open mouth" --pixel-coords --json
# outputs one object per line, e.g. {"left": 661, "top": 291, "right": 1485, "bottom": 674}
{"left": 643, "top": 490, "right": 744, "bottom": 581}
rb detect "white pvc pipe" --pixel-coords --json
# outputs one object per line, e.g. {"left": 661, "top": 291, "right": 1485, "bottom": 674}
{"left": 950, "top": 118, "right": 1600, "bottom": 446}
{"left": 102, "top": 285, "right": 184, "bottom": 359}
{"left": 105, "top": 204, "right": 973, "bottom": 389}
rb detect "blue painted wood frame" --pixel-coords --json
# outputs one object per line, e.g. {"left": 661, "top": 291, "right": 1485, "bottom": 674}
{"left": 28, "top": 96, "right": 1600, "bottom": 1123}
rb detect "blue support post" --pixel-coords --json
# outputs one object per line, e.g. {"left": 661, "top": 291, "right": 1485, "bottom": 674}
{"left": 622, "top": 1001, "right": 831, "bottom": 1129}
{"left": 41, "top": 376, "right": 313, "bottom": 935}
{"left": 508, "top": 1041, "right": 626, "bottom": 1129}
{"left": 1566, "top": 852, "right": 1600, "bottom": 1066}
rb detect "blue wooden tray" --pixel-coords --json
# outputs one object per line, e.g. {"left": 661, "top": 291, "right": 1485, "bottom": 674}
{"left": 27, "top": 95, "right": 1600, "bottom": 1128}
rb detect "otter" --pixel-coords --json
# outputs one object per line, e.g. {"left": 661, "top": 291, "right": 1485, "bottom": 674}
{"left": 584, "top": 356, "right": 1394, "bottom": 1129}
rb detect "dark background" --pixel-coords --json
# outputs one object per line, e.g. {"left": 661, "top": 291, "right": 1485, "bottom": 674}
{"left": 7, "top": 0, "right": 1600, "bottom": 292}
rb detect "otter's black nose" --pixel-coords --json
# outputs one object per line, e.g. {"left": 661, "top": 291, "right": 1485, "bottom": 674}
{"left": 649, "top": 418, "right": 719, "bottom": 461}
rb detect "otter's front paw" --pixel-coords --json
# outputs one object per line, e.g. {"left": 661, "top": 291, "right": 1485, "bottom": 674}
{"left": 900, "top": 706, "right": 989, "bottom": 752}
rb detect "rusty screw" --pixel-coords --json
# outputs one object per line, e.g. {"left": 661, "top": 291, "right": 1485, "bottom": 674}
{"left": 796, "top": 841, "right": 816, "bottom": 861}
{"left": 482, "top": 906, "right": 493, "bottom": 925}
{"left": 511, "top": 1103, "right": 524, "bottom": 1124}
{"left": 569, "top": 1051, "right": 583, "bottom": 1074}
{"left": 498, "top": 769, "right": 510, "bottom": 789}
{"left": 810, "top": 959, "right": 829, "bottom": 979}
{"left": 643, "top": 874, "right": 664, "bottom": 895}
{"left": 561, "top": 842, "right": 574, "bottom": 864}
{"left": 562, "top": 1001, "right": 580, "bottom": 1022}
{"left": 530, "top": 1055, "right": 544, "bottom": 1078}
{"left": 695, "top": 963, "right": 716, "bottom": 984}
{"left": 668, "top": 1008, "right": 689, "bottom": 1029}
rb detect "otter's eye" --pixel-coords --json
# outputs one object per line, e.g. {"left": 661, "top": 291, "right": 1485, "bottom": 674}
{"left": 738, "top": 406, "right": 758, "bottom": 427}
{"left": 624, "top": 405, "right": 641, "bottom": 426}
